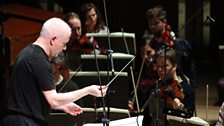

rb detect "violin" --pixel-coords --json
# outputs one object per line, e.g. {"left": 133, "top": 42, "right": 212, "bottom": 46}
{"left": 79, "top": 35, "right": 99, "bottom": 54}
{"left": 159, "top": 79, "right": 185, "bottom": 107}
{"left": 161, "top": 23, "right": 174, "bottom": 47}
{"left": 78, "top": 34, "right": 108, "bottom": 55}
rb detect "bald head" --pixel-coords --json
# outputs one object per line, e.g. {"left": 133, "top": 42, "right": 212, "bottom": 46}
{"left": 36, "top": 17, "right": 72, "bottom": 57}
{"left": 40, "top": 17, "right": 71, "bottom": 40}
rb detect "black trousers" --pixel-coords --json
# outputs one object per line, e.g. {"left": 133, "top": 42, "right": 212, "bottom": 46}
{"left": 0, "top": 114, "right": 41, "bottom": 126}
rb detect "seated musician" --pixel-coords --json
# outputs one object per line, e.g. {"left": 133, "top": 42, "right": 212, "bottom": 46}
{"left": 141, "top": 49, "right": 195, "bottom": 126}
{"left": 156, "top": 48, "right": 195, "bottom": 117}
{"left": 64, "top": 12, "right": 99, "bottom": 54}
{"left": 79, "top": 3, "right": 110, "bottom": 54}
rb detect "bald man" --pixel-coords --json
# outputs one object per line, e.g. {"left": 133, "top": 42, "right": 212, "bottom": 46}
{"left": 0, "top": 18, "right": 107, "bottom": 126}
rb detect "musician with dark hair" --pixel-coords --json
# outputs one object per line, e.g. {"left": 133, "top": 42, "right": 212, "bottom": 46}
{"left": 80, "top": 2, "right": 109, "bottom": 34}
{"left": 141, "top": 49, "right": 195, "bottom": 126}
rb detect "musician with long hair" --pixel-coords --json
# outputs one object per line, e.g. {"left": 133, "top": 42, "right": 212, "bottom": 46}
{"left": 80, "top": 2, "right": 108, "bottom": 34}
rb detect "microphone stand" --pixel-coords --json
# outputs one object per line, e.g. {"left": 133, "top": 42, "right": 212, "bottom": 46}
{"left": 162, "top": 44, "right": 168, "bottom": 126}
{"left": 91, "top": 36, "right": 109, "bottom": 125}
{"left": 101, "top": 0, "right": 114, "bottom": 125}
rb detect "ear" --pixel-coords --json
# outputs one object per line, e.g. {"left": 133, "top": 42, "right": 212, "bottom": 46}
{"left": 50, "top": 36, "right": 57, "bottom": 46}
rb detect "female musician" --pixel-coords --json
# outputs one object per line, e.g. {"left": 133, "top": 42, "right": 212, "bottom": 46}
{"left": 141, "top": 49, "right": 195, "bottom": 126}
{"left": 156, "top": 49, "right": 195, "bottom": 115}
{"left": 80, "top": 3, "right": 109, "bottom": 34}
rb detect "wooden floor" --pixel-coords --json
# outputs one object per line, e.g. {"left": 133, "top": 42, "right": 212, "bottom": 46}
{"left": 194, "top": 59, "right": 222, "bottom": 126}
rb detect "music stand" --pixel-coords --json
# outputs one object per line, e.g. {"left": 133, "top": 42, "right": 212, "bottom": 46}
{"left": 167, "top": 115, "right": 210, "bottom": 126}
{"left": 83, "top": 115, "right": 143, "bottom": 126}
{"left": 86, "top": 32, "right": 136, "bottom": 55}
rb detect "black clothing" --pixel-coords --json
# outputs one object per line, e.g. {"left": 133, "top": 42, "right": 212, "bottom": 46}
{"left": 1, "top": 113, "right": 41, "bottom": 126}
{"left": 3, "top": 44, "right": 55, "bottom": 125}
{"left": 179, "top": 80, "right": 195, "bottom": 117}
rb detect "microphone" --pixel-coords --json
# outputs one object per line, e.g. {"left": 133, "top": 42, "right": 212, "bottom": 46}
{"left": 207, "top": 16, "right": 215, "bottom": 23}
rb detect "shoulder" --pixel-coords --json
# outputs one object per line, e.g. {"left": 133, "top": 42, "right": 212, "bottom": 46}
{"left": 174, "top": 38, "right": 191, "bottom": 49}
{"left": 98, "top": 26, "right": 109, "bottom": 33}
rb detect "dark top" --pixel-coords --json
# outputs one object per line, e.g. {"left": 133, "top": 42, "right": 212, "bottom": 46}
{"left": 56, "top": 78, "right": 79, "bottom": 93}
{"left": 162, "top": 78, "right": 195, "bottom": 118}
{"left": 6, "top": 44, "right": 55, "bottom": 123}
{"left": 179, "top": 80, "right": 195, "bottom": 116}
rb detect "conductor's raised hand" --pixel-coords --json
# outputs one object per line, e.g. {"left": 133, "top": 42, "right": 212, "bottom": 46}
{"left": 87, "top": 85, "right": 108, "bottom": 97}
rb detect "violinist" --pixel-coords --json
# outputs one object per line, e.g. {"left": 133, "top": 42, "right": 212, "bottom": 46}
{"left": 128, "top": 42, "right": 159, "bottom": 114}
{"left": 156, "top": 49, "right": 195, "bottom": 116}
{"left": 64, "top": 12, "right": 82, "bottom": 54}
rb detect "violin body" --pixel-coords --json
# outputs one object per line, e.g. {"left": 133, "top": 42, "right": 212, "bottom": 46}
{"left": 160, "top": 79, "right": 184, "bottom": 106}
{"left": 76, "top": 35, "right": 107, "bottom": 54}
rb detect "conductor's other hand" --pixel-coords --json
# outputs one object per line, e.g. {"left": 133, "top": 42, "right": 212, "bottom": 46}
{"left": 63, "top": 103, "right": 83, "bottom": 116}
{"left": 87, "top": 85, "right": 108, "bottom": 97}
